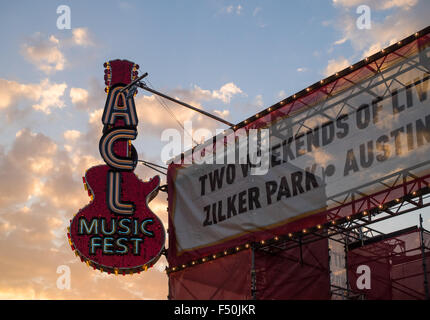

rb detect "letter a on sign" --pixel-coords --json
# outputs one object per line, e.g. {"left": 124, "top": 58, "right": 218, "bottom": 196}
{"left": 356, "top": 265, "right": 371, "bottom": 289}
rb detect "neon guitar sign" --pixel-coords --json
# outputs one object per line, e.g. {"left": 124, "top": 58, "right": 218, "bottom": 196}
{"left": 68, "top": 59, "right": 165, "bottom": 275}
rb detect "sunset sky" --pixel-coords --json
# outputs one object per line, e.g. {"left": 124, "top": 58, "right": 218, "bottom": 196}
{"left": 0, "top": 0, "right": 429, "bottom": 299}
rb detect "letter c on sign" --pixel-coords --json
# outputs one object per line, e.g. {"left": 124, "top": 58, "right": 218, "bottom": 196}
{"left": 99, "top": 127, "right": 138, "bottom": 171}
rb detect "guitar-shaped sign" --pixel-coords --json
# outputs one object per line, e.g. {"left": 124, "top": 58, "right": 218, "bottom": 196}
{"left": 68, "top": 59, "right": 165, "bottom": 275}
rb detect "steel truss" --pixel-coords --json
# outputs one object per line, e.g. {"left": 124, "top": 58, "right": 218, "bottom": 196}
{"left": 252, "top": 186, "right": 430, "bottom": 300}
{"left": 269, "top": 43, "right": 430, "bottom": 222}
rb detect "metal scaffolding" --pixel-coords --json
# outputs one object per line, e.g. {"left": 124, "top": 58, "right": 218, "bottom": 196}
{"left": 252, "top": 189, "right": 430, "bottom": 300}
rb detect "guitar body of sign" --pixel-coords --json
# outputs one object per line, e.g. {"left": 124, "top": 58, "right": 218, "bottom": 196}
{"left": 70, "top": 165, "right": 164, "bottom": 273}
{"left": 68, "top": 60, "right": 165, "bottom": 274}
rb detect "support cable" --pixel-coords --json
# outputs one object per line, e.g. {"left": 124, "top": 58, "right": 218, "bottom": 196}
{"left": 138, "top": 160, "right": 167, "bottom": 176}
{"left": 145, "top": 78, "right": 199, "bottom": 146}
{"left": 138, "top": 159, "right": 168, "bottom": 170}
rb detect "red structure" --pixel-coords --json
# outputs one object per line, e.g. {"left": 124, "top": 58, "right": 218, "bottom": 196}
{"left": 168, "top": 221, "right": 430, "bottom": 300}
{"left": 168, "top": 238, "right": 330, "bottom": 300}
{"left": 169, "top": 250, "right": 253, "bottom": 299}
{"left": 348, "top": 226, "right": 430, "bottom": 300}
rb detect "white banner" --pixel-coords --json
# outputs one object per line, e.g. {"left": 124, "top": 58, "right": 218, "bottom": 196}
{"left": 171, "top": 46, "right": 430, "bottom": 253}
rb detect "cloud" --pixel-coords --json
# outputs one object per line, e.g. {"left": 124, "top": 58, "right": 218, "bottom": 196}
{"left": 296, "top": 67, "right": 307, "bottom": 72}
{"left": 133, "top": 82, "right": 244, "bottom": 157}
{"left": 70, "top": 87, "right": 89, "bottom": 105}
{"left": 213, "top": 109, "right": 230, "bottom": 118}
{"left": 21, "top": 29, "right": 95, "bottom": 74}
{"left": 253, "top": 7, "right": 261, "bottom": 16}
{"left": 70, "top": 77, "right": 105, "bottom": 112}
{"left": 254, "top": 94, "right": 264, "bottom": 108}
{"left": 324, "top": 57, "right": 350, "bottom": 76}
{"left": 211, "top": 82, "right": 243, "bottom": 103}
{"left": 307, "top": 148, "right": 334, "bottom": 167}
{"left": 63, "top": 130, "right": 81, "bottom": 141}
{"left": 277, "top": 90, "right": 287, "bottom": 99}
{"left": 172, "top": 82, "right": 243, "bottom": 104}
{"left": 72, "top": 28, "right": 94, "bottom": 47}
{"left": 32, "top": 80, "right": 67, "bottom": 114}
{"left": 258, "top": 22, "right": 267, "bottom": 28}
{"left": 0, "top": 79, "right": 40, "bottom": 110}
{"left": 118, "top": 1, "right": 133, "bottom": 10}
{"left": 334, "top": 37, "right": 348, "bottom": 45}
{"left": 225, "top": 5, "right": 234, "bottom": 14}
{"left": 236, "top": 5, "right": 243, "bottom": 15}
{"left": 327, "top": 0, "right": 428, "bottom": 64}
{"left": 0, "top": 125, "right": 169, "bottom": 299}
{"left": 0, "top": 78, "right": 67, "bottom": 115}
{"left": 223, "top": 4, "right": 243, "bottom": 15}
{"left": 21, "top": 33, "right": 66, "bottom": 74}
{"left": 134, "top": 93, "right": 219, "bottom": 144}
{"left": 0, "top": 209, "right": 167, "bottom": 299}
{"left": 362, "top": 42, "right": 385, "bottom": 58}
{"left": 0, "top": 129, "right": 59, "bottom": 208}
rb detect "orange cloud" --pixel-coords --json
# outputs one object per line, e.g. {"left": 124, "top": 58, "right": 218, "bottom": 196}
{"left": 0, "top": 71, "right": 244, "bottom": 299}
{"left": 0, "top": 126, "right": 169, "bottom": 299}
